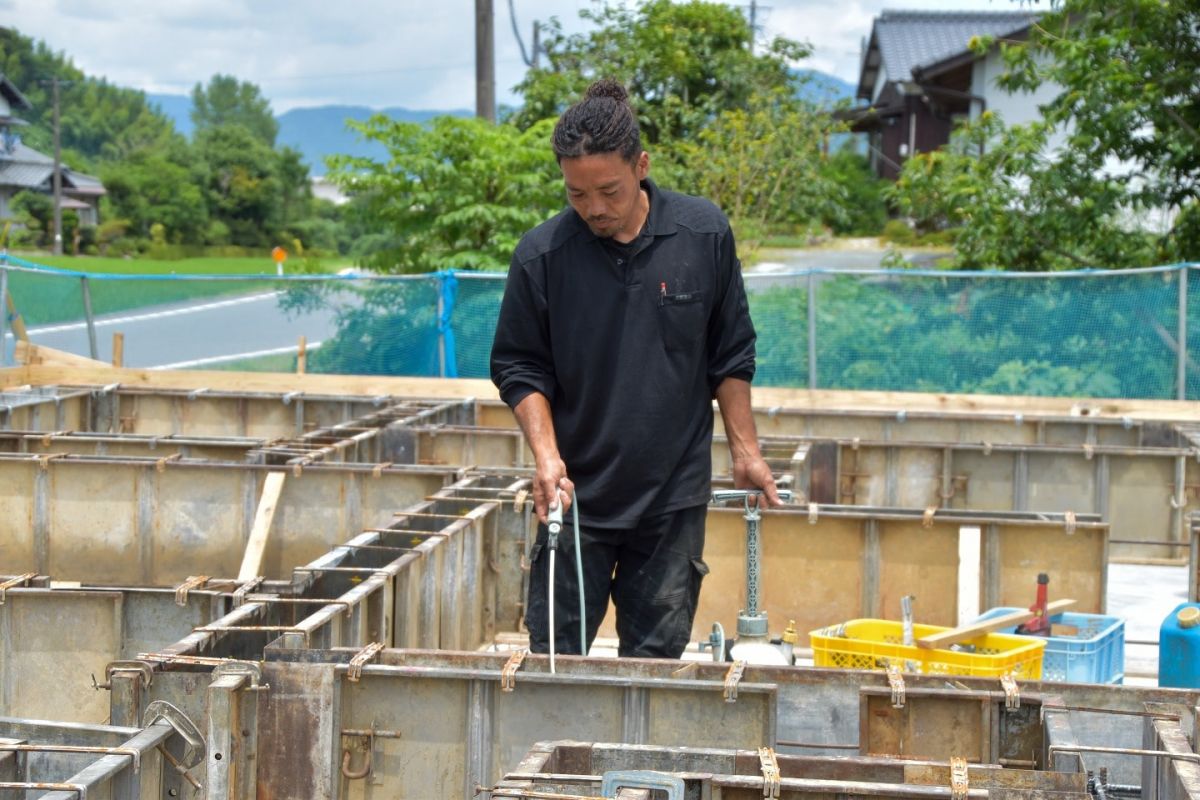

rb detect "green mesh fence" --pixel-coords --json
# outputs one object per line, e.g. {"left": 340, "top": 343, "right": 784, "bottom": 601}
{"left": 2, "top": 255, "right": 1197, "bottom": 401}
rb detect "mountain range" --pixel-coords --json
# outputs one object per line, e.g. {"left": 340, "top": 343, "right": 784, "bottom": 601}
{"left": 147, "top": 71, "right": 855, "bottom": 177}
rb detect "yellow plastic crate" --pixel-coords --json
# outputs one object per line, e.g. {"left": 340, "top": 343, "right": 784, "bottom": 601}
{"left": 810, "top": 619, "right": 1045, "bottom": 679}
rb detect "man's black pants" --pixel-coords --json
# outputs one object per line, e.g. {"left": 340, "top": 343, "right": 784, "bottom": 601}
{"left": 525, "top": 505, "right": 708, "bottom": 659}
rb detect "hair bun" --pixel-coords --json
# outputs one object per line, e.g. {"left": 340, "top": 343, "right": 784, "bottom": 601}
{"left": 584, "top": 79, "right": 629, "bottom": 103}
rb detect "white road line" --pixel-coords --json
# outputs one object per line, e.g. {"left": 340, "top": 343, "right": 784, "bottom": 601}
{"left": 150, "top": 340, "right": 324, "bottom": 370}
{"left": 6, "top": 291, "right": 284, "bottom": 337}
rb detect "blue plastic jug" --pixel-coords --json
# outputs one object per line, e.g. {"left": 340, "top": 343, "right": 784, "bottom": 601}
{"left": 1159, "top": 603, "right": 1200, "bottom": 688}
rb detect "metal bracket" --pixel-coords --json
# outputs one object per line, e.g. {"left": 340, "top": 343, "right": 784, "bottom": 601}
{"left": 347, "top": 641, "right": 385, "bottom": 682}
{"left": 1064, "top": 510, "right": 1077, "bottom": 536}
{"left": 887, "top": 664, "right": 906, "bottom": 709}
{"left": 142, "top": 700, "right": 205, "bottom": 770}
{"left": 231, "top": 576, "right": 265, "bottom": 607}
{"left": 1000, "top": 674, "right": 1020, "bottom": 711}
{"left": 950, "top": 756, "right": 969, "bottom": 800}
{"left": 501, "top": 648, "right": 528, "bottom": 692}
{"left": 922, "top": 505, "right": 938, "bottom": 529}
{"left": 808, "top": 503, "right": 820, "bottom": 524}
{"left": 0, "top": 573, "right": 36, "bottom": 604}
{"left": 724, "top": 660, "right": 746, "bottom": 703}
{"left": 600, "top": 770, "right": 685, "bottom": 800}
{"left": 758, "top": 747, "right": 782, "bottom": 799}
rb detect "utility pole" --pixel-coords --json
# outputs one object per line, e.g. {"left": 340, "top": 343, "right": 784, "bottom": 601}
{"left": 532, "top": 20, "right": 540, "bottom": 69}
{"left": 51, "top": 76, "right": 63, "bottom": 256}
{"left": 749, "top": 0, "right": 757, "bottom": 55}
{"left": 475, "top": 0, "right": 496, "bottom": 122}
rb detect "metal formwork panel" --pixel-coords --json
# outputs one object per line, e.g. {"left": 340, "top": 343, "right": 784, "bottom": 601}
{"left": 0, "top": 458, "right": 452, "bottom": 585}
{"left": 604, "top": 507, "right": 1107, "bottom": 645}
{"left": 0, "top": 588, "right": 224, "bottom": 723}
{"left": 257, "top": 649, "right": 776, "bottom": 800}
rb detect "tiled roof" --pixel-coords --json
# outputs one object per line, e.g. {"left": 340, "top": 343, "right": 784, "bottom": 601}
{"left": 0, "top": 142, "right": 105, "bottom": 194}
{"left": 0, "top": 160, "right": 52, "bottom": 189}
{"left": 873, "top": 9, "right": 1037, "bottom": 82}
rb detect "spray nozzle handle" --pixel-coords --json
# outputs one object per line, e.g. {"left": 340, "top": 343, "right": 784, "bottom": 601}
{"left": 547, "top": 491, "right": 564, "bottom": 540}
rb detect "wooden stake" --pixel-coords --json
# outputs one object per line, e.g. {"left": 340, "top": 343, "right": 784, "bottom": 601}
{"left": 238, "top": 471, "right": 287, "bottom": 582}
{"left": 297, "top": 336, "right": 307, "bottom": 375}
{"left": 112, "top": 332, "right": 124, "bottom": 368}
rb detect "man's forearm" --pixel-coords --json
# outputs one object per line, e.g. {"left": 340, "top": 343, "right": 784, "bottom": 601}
{"left": 714, "top": 377, "right": 762, "bottom": 462}
{"left": 715, "top": 377, "right": 781, "bottom": 505}
{"left": 512, "top": 391, "right": 574, "bottom": 520}
{"left": 512, "top": 391, "right": 560, "bottom": 463}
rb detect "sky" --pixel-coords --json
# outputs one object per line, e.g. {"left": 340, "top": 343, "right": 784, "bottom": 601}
{"left": 2, "top": 0, "right": 1015, "bottom": 112}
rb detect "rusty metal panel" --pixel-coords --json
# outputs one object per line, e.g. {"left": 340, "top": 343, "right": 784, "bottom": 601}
{"left": 258, "top": 661, "right": 341, "bottom": 800}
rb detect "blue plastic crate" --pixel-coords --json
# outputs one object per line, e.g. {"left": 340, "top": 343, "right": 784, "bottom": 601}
{"left": 974, "top": 607, "right": 1125, "bottom": 684}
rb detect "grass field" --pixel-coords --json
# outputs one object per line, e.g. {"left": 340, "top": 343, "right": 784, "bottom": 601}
{"left": 3, "top": 253, "right": 350, "bottom": 327}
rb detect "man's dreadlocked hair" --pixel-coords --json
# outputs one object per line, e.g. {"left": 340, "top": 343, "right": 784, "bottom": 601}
{"left": 552, "top": 79, "right": 642, "bottom": 164}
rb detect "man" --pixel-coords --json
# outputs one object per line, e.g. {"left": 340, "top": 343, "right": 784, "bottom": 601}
{"left": 490, "top": 79, "right": 780, "bottom": 659}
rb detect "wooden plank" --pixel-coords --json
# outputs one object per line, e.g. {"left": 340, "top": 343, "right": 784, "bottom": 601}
{"left": 16, "top": 342, "right": 109, "bottom": 368}
{"left": 5, "top": 292, "right": 28, "bottom": 342}
{"left": 238, "top": 471, "right": 287, "bottom": 582}
{"left": 916, "top": 599, "right": 1075, "bottom": 650}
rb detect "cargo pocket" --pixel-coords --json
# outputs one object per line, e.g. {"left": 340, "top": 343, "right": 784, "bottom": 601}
{"left": 657, "top": 292, "right": 705, "bottom": 353}
{"left": 665, "top": 558, "right": 710, "bottom": 656}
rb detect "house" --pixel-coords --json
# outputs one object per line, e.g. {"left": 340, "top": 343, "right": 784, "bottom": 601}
{"left": 0, "top": 73, "right": 106, "bottom": 227}
{"left": 841, "top": 10, "right": 1059, "bottom": 179}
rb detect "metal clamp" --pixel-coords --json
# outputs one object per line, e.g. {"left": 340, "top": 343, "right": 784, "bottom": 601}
{"left": 922, "top": 505, "right": 938, "bottom": 528}
{"left": 215, "top": 661, "right": 268, "bottom": 692}
{"left": 95, "top": 660, "right": 155, "bottom": 691}
{"left": 347, "top": 641, "right": 385, "bottom": 682}
{"left": 950, "top": 756, "right": 969, "bottom": 800}
{"left": 1000, "top": 674, "right": 1020, "bottom": 711}
{"left": 724, "top": 660, "right": 746, "bottom": 703}
{"left": 759, "top": 747, "right": 782, "bottom": 799}
{"left": 886, "top": 664, "right": 906, "bottom": 708}
{"left": 142, "top": 700, "right": 205, "bottom": 770}
{"left": 231, "top": 576, "right": 265, "bottom": 607}
{"left": 501, "top": 648, "right": 528, "bottom": 692}
{"left": 600, "top": 770, "right": 685, "bottom": 800}
{"left": 155, "top": 453, "right": 182, "bottom": 473}
{"left": 0, "top": 573, "right": 36, "bottom": 604}
{"left": 174, "top": 575, "right": 209, "bottom": 606}
{"left": 808, "top": 503, "right": 819, "bottom": 524}
{"left": 1064, "top": 510, "right": 1077, "bottom": 536}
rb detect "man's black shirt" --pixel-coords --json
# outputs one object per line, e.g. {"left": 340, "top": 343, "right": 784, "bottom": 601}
{"left": 490, "top": 179, "right": 756, "bottom": 527}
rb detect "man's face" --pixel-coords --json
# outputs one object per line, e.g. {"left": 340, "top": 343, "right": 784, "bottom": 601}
{"left": 560, "top": 151, "right": 650, "bottom": 240}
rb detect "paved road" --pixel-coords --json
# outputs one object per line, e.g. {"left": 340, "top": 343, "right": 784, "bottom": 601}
{"left": 4, "top": 290, "right": 344, "bottom": 369}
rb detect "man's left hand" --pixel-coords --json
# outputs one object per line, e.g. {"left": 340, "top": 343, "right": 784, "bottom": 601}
{"left": 732, "top": 456, "right": 783, "bottom": 507}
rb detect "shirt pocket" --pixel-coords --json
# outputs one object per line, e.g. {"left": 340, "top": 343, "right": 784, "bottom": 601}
{"left": 656, "top": 291, "right": 705, "bottom": 353}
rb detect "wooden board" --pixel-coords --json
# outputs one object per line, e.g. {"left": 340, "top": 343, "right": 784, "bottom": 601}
{"left": 917, "top": 599, "right": 1075, "bottom": 649}
{"left": 16, "top": 342, "right": 109, "bottom": 368}
{"left": 239, "top": 471, "right": 287, "bottom": 581}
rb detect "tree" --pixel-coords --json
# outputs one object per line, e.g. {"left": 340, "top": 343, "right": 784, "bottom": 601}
{"left": 100, "top": 144, "right": 208, "bottom": 243}
{"left": 889, "top": 113, "right": 1152, "bottom": 270}
{"left": 673, "top": 89, "right": 842, "bottom": 251}
{"left": 510, "top": 0, "right": 808, "bottom": 145}
{"left": 195, "top": 124, "right": 282, "bottom": 246}
{"left": 326, "top": 116, "right": 561, "bottom": 273}
{"left": 891, "top": 0, "right": 1199, "bottom": 269}
{"left": 191, "top": 74, "right": 279, "bottom": 146}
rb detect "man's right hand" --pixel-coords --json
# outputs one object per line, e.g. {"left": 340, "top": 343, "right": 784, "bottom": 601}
{"left": 533, "top": 459, "right": 574, "bottom": 524}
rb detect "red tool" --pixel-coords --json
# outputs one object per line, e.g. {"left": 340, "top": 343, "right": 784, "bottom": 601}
{"left": 1016, "top": 573, "right": 1052, "bottom": 636}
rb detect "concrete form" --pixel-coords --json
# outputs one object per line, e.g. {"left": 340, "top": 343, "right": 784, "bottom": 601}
{"left": 1, "top": 365, "right": 1199, "bottom": 799}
